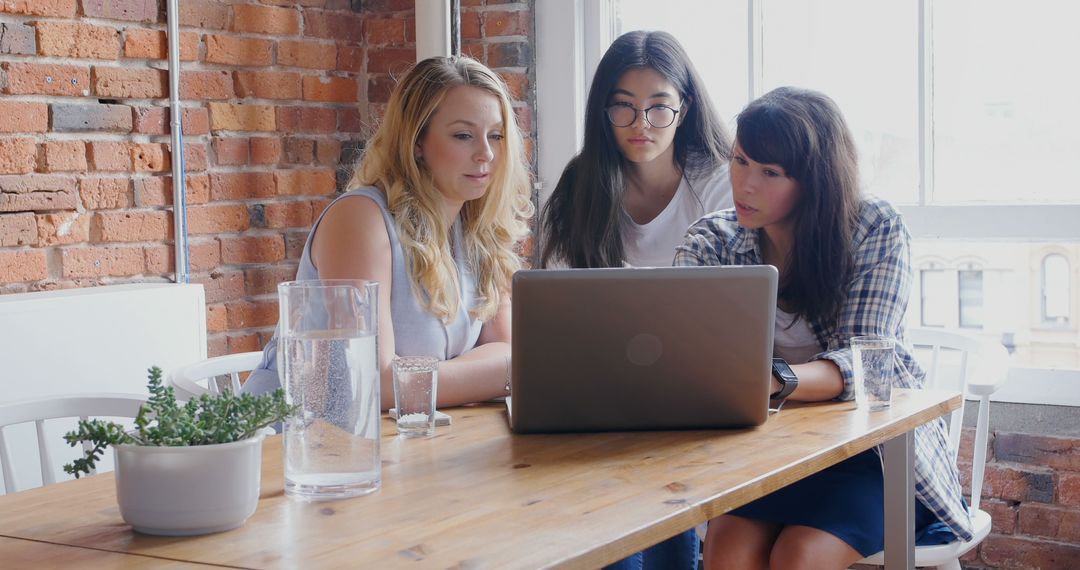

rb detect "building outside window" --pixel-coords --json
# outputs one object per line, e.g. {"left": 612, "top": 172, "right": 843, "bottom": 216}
{"left": 958, "top": 268, "right": 984, "bottom": 329}
{"left": 1042, "top": 254, "right": 1071, "bottom": 327}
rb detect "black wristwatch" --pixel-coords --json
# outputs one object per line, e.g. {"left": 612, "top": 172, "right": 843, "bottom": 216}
{"left": 770, "top": 357, "right": 798, "bottom": 401}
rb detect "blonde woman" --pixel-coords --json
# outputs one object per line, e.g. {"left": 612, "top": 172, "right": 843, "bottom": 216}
{"left": 245, "top": 56, "right": 533, "bottom": 409}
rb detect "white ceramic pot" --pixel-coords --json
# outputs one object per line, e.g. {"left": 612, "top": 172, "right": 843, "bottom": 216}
{"left": 114, "top": 433, "right": 265, "bottom": 536}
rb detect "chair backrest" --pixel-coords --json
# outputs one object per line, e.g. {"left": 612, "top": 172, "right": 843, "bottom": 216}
{"left": 0, "top": 394, "right": 145, "bottom": 495}
{"left": 906, "top": 327, "right": 1008, "bottom": 510}
{"left": 167, "top": 352, "right": 264, "bottom": 400}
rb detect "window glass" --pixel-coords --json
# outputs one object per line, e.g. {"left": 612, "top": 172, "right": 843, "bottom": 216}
{"left": 933, "top": 1, "right": 1080, "bottom": 204}
{"left": 1043, "top": 254, "right": 1071, "bottom": 324}
{"left": 958, "top": 269, "right": 983, "bottom": 329}
{"left": 920, "top": 269, "right": 949, "bottom": 327}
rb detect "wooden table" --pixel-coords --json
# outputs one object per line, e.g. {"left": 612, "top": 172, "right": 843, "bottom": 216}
{"left": 0, "top": 388, "right": 959, "bottom": 569}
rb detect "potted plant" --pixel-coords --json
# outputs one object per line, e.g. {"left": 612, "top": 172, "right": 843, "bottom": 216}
{"left": 64, "top": 366, "right": 295, "bottom": 536}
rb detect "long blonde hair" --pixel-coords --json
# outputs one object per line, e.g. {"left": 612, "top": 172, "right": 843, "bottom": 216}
{"left": 348, "top": 56, "right": 533, "bottom": 322}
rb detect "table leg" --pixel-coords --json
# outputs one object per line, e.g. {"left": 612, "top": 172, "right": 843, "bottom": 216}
{"left": 883, "top": 431, "right": 915, "bottom": 569}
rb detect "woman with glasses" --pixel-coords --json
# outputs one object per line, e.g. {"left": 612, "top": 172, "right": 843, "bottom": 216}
{"left": 677, "top": 87, "right": 971, "bottom": 569}
{"left": 539, "top": 30, "right": 733, "bottom": 268}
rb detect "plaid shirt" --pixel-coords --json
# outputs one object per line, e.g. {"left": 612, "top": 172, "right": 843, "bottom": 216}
{"left": 674, "top": 197, "right": 974, "bottom": 541}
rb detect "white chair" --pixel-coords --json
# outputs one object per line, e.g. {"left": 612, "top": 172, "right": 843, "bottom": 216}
{"left": 858, "top": 327, "right": 1009, "bottom": 570}
{"left": 167, "top": 351, "right": 263, "bottom": 400}
{"left": 0, "top": 394, "right": 145, "bottom": 494}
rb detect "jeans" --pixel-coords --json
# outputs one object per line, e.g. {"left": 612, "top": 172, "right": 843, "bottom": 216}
{"left": 603, "top": 529, "right": 699, "bottom": 570}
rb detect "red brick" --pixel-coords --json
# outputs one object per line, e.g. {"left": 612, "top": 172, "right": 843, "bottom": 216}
{"left": 131, "top": 106, "right": 209, "bottom": 136}
{"left": 178, "top": 0, "right": 229, "bottom": 30}
{"left": 364, "top": 18, "right": 405, "bottom": 46}
{"left": 87, "top": 141, "right": 129, "bottom": 171}
{"left": 244, "top": 264, "right": 296, "bottom": 295}
{"left": 278, "top": 40, "right": 335, "bottom": 69}
{"left": 0, "top": 102, "right": 48, "bottom": 133}
{"left": 338, "top": 108, "right": 362, "bottom": 132}
{"left": 61, "top": 245, "right": 144, "bottom": 277}
{"left": 123, "top": 29, "right": 198, "bottom": 61}
{"left": 183, "top": 142, "right": 208, "bottom": 172}
{"left": 460, "top": 11, "right": 481, "bottom": 40}
{"left": 0, "top": 137, "right": 37, "bottom": 174}
{"left": 1063, "top": 472, "right": 1080, "bottom": 507}
{"left": 2, "top": 62, "right": 90, "bottom": 96}
{"left": 311, "top": 197, "right": 333, "bottom": 218}
{"left": 995, "top": 432, "right": 1080, "bottom": 472}
{"left": 981, "top": 534, "right": 1080, "bottom": 569}
{"left": 35, "top": 21, "right": 119, "bottom": 59}
{"left": 221, "top": 234, "right": 285, "bottom": 264}
{"left": 205, "top": 35, "right": 273, "bottom": 66}
{"left": 404, "top": 16, "right": 415, "bottom": 42}
{"left": 501, "top": 71, "right": 529, "bottom": 100}
{"left": 188, "top": 238, "right": 221, "bottom": 272}
{"left": 130, "top": 143, "right": 169, "bottom": 172}
{"left": 207, "top": 302, "right": 228, "bottom": 333}
{"left": 367, "top": 47, "right": 413, "bottom": 74}
{"left": 263, "top": 201, "right": 312, "bottom": 228}
{"left": 980, "top": 498, "right": 1019, "bottom": 535}
{"left": 187, "top": 204, "right": 250, "bottom": 234}
{"left": 275, "top": 106, "right": 335, "bottom": 133}
{"left": 132, "top": 176, "right": 208, "bottom": 207}
{"left": 42, "top": 140, "right": 87, "bottom": 172}
{"left": 362, "top": 0, "right": 412, "bottom": 10}
{"left": 461, "top": 41, "right": 484, "bottom": 62}
{"left": 367, "top": 73, "right": 394, "bottom": 104}
{"left": 250, "top": 137, "right": 282, "bottom": 165}
{"left": 336, "top": 45, "right": 364, "bottom": 72}
{"left": 275, "top": 169, "right": 336, "bottom": 196}
{"left": 227, "top": 333, "right": 262, "bottom": 354}
{"left": 514, "top": 105, "right": 533, "bottom": 132}
{"left": 93, "top": 210, "right": 170, "bottom": 242}
{"left": 0, "top": 212, "right": 36, "bottom": 246}
{"left": 263, "top": 0, "right": 325, "bottom": 6}
{"left": 1, "top": 0, "right": 76, "bottom": 17}
{"left": 80, "top": 177, "right": 132, "bottom": 209}
{"left": 192, "top": 269, "right": 245, "bottom": 303}
{"left": 302, "top": 75, "right": 357, "bottom": 102}
{"left": 226, "top": 299, "right": 279, "bottom": 328}
{"left": 316, "top": 139, "right": 341, "bottom": 166}
{"left": 142, "top": 244, "right": 172, "bottom": 274}
{"left": 978, "top": 463, "right": 1054, "bottom": 504}
{"left": 212, "top": 137, "right": 249, "bottom": 166}
{"left": 0, "top": 173, "right": 77, "bottom": 195}
{"left": 232, "top": 4, "right": 300, "bottom": 35}
{"left": 484, "top": 10, "right": 529, "bottom": 37}
{"left": 284, "top": 230, "right": 306, "bottom": 259}
{"left": 283, "top": 137, "right": 315, "bottom": 164}
{"left": 180, "top": 70, "right": 232, "bottom": 100}
{"left": 0, "top": 249, "right": 47, "bottom": 281}
{"left": 207, "top": 334, "right": 227, "bottom": 358}
{"left": 92, "top": 66, "right": 166, "bottom": 99}
{"left": 209, "top": 102, "right": 276, "bottom": 132}
{"left": 82, "top": 0, "right": 157, "bottom": 22}
{"left": 1019, "top": 503, "right": 1080, "bottom": 542}
{"left": 210, "top": 172, "right": 276, "bottom": 201}
{"left": 234, "top": 70, "right": 301, "bottom": 100}
{"left": 303, "top": 9, "right": 364, "bottom": 43}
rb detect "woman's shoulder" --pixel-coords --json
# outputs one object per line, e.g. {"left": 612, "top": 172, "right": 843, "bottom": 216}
{"left": 853, "top": 196, "right": 910, "bottom": 248}
{"left": 687, "top": 207, "right": 739, "bottom": 237}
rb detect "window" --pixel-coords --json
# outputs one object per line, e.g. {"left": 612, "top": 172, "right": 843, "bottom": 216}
{"left": 920, "top": 268, "right": 949, "bottom": 327}
{"left": 1042, "top": 254, "right": 1071, "bottom": 326}
{"left": 958, "top": 269, "right": 983, "bottom": 329}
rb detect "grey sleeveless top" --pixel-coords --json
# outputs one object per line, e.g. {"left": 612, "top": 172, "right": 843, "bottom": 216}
{"left": 243, "top": 186, "right": 484, "bottom": 395}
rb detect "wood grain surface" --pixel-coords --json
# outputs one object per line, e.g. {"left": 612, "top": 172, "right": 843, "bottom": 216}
{"left": 0, "top": 389, "right": 959, "bottom": 569}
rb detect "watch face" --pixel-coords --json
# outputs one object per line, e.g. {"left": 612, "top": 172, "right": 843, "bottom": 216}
{"left": 772, "top": 358, "right": 796, "bottom": 379}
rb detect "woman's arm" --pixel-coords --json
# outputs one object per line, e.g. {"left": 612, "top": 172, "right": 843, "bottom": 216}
{"left": 434, "top": 297, "right": 512, "bottom": 407}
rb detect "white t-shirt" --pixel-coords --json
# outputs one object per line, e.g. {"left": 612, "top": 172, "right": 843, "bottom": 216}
{"left": 773, "top": 308, "right": 821, "bottom": 365}
{"left": 623, "top": 164, "right": 733, "bottom": 267}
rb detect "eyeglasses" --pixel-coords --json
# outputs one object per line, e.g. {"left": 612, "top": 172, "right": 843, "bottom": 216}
{"left": 605, "top": 103, "right": 681, "bottom": 128}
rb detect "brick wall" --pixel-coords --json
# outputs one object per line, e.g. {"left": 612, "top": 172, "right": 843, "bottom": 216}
{"left": 0, "top": 0, "right": 536, "bottom": 357}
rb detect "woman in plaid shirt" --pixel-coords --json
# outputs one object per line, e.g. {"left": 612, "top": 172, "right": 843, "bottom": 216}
{"left": 675, "top": 87, "right": 972, "bottom": 569}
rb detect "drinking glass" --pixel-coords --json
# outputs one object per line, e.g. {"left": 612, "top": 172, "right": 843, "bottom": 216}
{"left": 392, "top": 356, "right": 439, "bottom": 437}
{"left": 852, "top": 335, "right": 896, "bottom": 411}
{"left": 278, "top": 279, "right": 380, "bottom": 500}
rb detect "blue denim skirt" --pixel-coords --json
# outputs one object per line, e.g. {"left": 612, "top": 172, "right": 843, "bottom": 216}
{"left": 730, "top": 448, "right": 957, "bottom": 557}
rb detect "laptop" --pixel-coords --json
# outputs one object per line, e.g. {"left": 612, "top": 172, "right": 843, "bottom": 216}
{"left": 509, "top": 265, "right": 777, "bottom": 433}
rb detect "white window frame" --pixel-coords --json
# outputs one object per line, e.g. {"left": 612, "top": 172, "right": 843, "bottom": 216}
{"left": 535, "top": 0, "right": 1080, "bottom": 405}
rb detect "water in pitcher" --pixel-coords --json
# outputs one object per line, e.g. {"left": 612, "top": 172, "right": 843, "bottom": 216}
{"left": 282, "top": 331, "right": 380, "bottom": 498}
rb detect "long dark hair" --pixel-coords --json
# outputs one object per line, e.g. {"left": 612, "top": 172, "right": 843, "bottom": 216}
{"left": 539, "top": 30, "right": 732, "bottom": 268}
{"left": 736, "top": 86, "right": 861, "bottom": 326}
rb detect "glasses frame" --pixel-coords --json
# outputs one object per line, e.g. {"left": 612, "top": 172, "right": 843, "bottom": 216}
{"left": 605, "top": 103, "right": 682, "bottom": 129}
